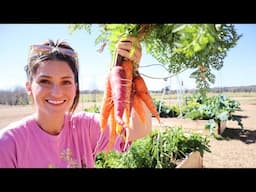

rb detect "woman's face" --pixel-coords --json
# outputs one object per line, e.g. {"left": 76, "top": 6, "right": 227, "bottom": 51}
{"left": 26, "top": 60, "right": 77, "bottom": 117}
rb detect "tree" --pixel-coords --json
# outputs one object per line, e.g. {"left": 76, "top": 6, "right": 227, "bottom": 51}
{"left": 68, "top": 24, "right": 241, "bottom": 97}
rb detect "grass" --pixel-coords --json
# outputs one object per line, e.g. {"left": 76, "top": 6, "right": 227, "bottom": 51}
{"left": 79, "top": 93, "right": 103, "bottom": 103}
{"left": 79, "top": 91, "right": 256, "bottom": 105}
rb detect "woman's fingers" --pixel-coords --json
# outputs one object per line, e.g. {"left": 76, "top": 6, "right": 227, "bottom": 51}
{"left": 116, "top": 37, "right": 141, "bottom": 63}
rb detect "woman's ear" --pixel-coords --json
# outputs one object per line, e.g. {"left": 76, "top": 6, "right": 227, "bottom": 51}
{"left": 25, "top": 81, "right": 32, "bottom": 96}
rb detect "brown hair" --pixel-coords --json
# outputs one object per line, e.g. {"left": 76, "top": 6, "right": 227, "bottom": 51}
{"left": 24, "top": 39, "right": 80, "bottom": 113}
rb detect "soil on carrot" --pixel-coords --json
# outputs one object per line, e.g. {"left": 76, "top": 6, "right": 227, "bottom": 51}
{"left": 1, "top": 96, "right": 256, "bottom": 168}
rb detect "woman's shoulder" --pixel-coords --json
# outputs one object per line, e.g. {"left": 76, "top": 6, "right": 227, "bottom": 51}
{"left": 0, "top": 115, "right": 35, "bottom": 136}
{"left": 70, "top": 111, "right": 99, "bottom": 121}
{"left": 68, "top": 112, "right": 100, "bottom": 129}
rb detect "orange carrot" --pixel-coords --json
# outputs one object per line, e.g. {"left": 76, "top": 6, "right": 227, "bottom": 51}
{"left": 133, "top": 74, "right": 161, "bottom": 123}
{"left": 99, "top": 74, "right": 113, "bottom": 132}
{"left": 120, "top": 60, "right": 133, "bottom": 127}
{"left": 105, "top": 107, "right": 117, "bottom": 155}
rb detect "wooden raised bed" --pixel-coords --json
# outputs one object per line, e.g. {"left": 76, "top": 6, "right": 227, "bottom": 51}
{"left": 217, "top": 120, "right": 227, "bottom": 135}
{"left": 176, "top": 151, "right": 203, "bottom": 168}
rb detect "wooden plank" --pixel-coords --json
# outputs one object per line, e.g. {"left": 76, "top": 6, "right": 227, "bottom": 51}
{"left": 176, "top": 151, "right": 203, "bottom": 168}
{"left": 217, "top": 120, "right": 227, "bottom": 135}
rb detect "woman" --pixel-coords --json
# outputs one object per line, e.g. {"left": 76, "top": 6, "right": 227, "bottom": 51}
{"left": 0, "top": 37, "right": 152, "bottom": 168}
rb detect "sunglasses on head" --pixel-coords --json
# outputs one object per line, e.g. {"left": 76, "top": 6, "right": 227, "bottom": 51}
{"left": 30, "top": 44, "right": 77, "bottom": 58}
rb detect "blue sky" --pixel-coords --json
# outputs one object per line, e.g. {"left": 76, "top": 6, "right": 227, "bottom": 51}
{"left": 0, "top": 24, "right": 255, "bottom": 91}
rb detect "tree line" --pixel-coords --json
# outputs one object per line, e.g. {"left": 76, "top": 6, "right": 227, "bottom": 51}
{"left": 0, "top": 87, "right": 29, "bottom": 105}
{"left": 0, "top": 85, "right": 256, "bottom": 106}
{"left": 157, "top": 85, "right": 256, "bottom": 94}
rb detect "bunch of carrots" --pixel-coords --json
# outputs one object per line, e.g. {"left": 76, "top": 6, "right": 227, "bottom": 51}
{"left": 99, "top": 41, "right": 161, "bottom": 153}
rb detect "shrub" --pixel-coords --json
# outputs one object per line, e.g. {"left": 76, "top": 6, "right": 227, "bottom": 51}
{"left": 95, "top": 126, "right": 211, "bottom": 168}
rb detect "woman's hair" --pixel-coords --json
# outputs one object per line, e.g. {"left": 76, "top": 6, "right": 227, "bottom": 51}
{"left": 25, "top": 39, "right": 80, "bottom": 113}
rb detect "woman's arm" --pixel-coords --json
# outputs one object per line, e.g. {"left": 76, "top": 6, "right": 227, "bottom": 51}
{"left": 127, "top": 100, "right": 152, "bottom": 141}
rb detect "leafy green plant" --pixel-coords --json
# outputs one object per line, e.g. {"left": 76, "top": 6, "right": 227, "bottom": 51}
{"left": 84, "top": 104, "right": 100, "bottom": 113}
{"left": 68, "top": 24, "right": 241, "bottom": 96}
{"left": 154, "top": 99, "right": 179, "bottom": 117}
{"left": 152, "top": 93, "right": 243, "bottom": 135}
{"left": 181, "top": 94, "right": 243, "bottom": 134}
{"left": 95, "top": 126, "right": 211, "bottom": 168}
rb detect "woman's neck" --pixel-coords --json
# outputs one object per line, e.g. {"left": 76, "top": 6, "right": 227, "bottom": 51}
{"left": 35, "top": 113, "right": 66, "bottom": 135}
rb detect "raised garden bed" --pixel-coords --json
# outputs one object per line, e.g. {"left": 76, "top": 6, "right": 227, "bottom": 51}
{"left": 176, "top": 151, "right": 203, "bottom": 168}
{"left": 217, "top": 120, "right": 227, "bottom": 135}
{"left": 96, "top": 126, "right": 210, "bottom": 168}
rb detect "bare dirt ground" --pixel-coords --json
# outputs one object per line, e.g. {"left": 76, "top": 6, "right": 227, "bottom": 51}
{"left": 203, "top": 97, "right": 256, "bottom": 168}
{"left": 0, "top": 102, "right": 93, "bottom": 129}
{"left": 153, "top": 96, "right": 256, "bottom": 168}
{"left": 0, "top": 97, "right": 255, "bottom": 168}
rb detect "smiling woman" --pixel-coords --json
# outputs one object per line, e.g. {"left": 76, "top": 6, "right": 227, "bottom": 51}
{"left": 25, "top": 39, "right": 80, "bottom": 114}
{"left": 0, "top": 38, "right": 152, "bottom": 168}
{"left": 25, "top": 60, "right": 77, "bottom": 135}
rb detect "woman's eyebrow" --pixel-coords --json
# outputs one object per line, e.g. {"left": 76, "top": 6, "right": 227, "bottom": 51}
{"left": 61, "top": 76, "right": 73, "bottom": 79}
{"left": 38, "top": 75, "right": 51, "bottom": 78}
{"left": 37, "top": 75, "right": 73, "bottom": 79}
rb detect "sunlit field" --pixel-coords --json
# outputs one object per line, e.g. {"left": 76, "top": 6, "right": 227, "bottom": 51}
{"left": 0, "top": 91, "right": 256, "bottom": 167}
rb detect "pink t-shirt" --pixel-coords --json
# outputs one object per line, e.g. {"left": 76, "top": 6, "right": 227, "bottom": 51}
{"left": 0, "top": 112, "right": 129, "bottom": 168}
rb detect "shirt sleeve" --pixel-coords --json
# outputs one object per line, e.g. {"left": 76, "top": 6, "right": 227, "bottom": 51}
{"left": 76, "top": 112, "right": 131, "bottom": 156}
{"left": 0, "top": 130, "right": 17, "bottom": 168}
